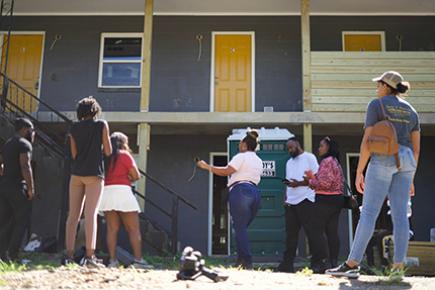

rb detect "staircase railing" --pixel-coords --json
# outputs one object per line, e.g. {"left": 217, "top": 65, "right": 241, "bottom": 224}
{"left": 0, "top": 72, "right": 72, "bottom": 157}
{"left": 0, "top": 72, "right": 72, "bottom": 151}
{"left": 134, "top": 169, "right": 197, "bottom": 254}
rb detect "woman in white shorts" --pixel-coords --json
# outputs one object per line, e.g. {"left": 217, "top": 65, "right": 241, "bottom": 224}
{"left": 99, "top": 132, "right": 149, "bottom": 268}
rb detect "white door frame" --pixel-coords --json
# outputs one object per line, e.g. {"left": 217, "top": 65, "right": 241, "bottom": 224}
{"left": 210, "top": 31, "right": 255, "bottom": 112}
{"left": 342, "top": 31, "right": 386, "bottom": 51}
{"left": 345, "top": 152, "right": 360, "bottom": 246}
{"left": 0, "top": 31, "right": 46, "bottom": 100}
{"left": 207, "top": 152, "right": 230, "bottom": 256}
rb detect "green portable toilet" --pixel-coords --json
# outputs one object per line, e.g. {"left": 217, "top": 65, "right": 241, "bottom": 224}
{"left": 227, "top": 127, "right": 293, "bottom": 256}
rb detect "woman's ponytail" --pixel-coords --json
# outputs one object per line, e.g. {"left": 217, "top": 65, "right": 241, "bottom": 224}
{"left": 397, "top": 81, "right": 410, "bottom": 94}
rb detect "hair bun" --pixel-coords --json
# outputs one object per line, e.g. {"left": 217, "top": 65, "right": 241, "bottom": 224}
{"left": 397, "top": 81, "right": 410, "bottom": 94}
{"left": 247, "top": 130, "right": 259, "bottom": 139}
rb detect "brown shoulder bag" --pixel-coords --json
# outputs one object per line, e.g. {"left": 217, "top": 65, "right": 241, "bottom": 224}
{"left": 366, "top": 99, "right": 400, "bottom": 168}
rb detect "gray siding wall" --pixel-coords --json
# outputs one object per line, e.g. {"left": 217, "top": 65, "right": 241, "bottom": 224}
{"left": 411, "top": 136, "right": 435, "bottom": 242}
{"left": 146, "top": 134, "right": 227, "bottom": 253}
{"left": 13, "top": 16, "right": 302, "bottom": 112}
{"left": 151, "top": 17, "right": 302, "bottom": 112}
{"left": 12, "top": 16, "right": 435, "bottom": 112}
{"left": 14, "top": 16, "right": 143, "bottom": 112}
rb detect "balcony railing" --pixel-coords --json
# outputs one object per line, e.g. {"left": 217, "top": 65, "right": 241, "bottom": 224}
{"left": 310, "top": 51, "right": 435, "bottom": 112}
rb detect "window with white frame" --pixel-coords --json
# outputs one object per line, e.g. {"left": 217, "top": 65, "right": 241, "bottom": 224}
{"left": 99, "top": 33, "right": 142, "bottom": 88}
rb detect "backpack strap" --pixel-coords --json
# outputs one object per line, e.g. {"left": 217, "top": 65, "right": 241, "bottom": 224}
{"left": 379, "top": 98, "right": 389, "bottom": 121}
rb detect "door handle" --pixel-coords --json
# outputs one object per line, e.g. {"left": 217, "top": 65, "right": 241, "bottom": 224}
{"left": 34, "top": 80, "right": 39, "bottom": 90}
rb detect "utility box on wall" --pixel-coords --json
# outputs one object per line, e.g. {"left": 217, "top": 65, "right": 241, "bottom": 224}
{"left": 227, "top": 127, "right": 293, "bottom": 256}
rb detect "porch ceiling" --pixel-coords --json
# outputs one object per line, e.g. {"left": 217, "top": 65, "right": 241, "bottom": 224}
{"left": 14, "top": 0, "right": 435, "bottom": 15}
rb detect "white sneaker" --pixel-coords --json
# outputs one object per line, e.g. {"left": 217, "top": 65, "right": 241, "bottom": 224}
{"left": 80, "top": 256, "right": 105, "bottom": 268}
{"left": 107, "top": 259, "right": 120, "bottom": 268}
{"left": 24, "top": 238, "right": 41, "bottom": 252}
{"left": 130, "top": 259, "right": 154, "bottom": 270}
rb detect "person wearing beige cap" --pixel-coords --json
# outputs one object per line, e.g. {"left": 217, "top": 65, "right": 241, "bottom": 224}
{"left": 326, "top": 71, "right": 420, "bottom": 280}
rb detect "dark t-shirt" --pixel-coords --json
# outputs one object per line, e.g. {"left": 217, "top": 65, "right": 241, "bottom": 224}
{"left": 0, "top": 136, "right": 33, "bottom": 189}
{"left": 364, "top": 95, "right": 420, "bottom": 149}
{"left": 70, "top": 119, "right": 105, "bottom": 178}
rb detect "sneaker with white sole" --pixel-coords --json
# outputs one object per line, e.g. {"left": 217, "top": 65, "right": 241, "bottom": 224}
{"left": 325, "top": 262, "right": 360, "bottom": 279}
{"left": 107, "top": 259, "right": 120, "bottom": 268}
{"left": 130, "top": 259, "right": 154, "bottom": 270}
{"left": 60, "top": 256, "right": 76, "bottom": 266}
{"left": 80, "top": 256, "right": 105, "bottom": 268}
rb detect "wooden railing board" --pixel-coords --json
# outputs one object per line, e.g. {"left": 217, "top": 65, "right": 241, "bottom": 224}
{"left": 310, "top": 52, "right": 435, "bottom": 113}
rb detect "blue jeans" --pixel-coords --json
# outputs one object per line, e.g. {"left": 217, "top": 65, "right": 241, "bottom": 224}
{"left": 348, "top": 145, "right": 416, "bottom": 264}
{"left": 229, "top": 183, "right": 261, "bottom": 264}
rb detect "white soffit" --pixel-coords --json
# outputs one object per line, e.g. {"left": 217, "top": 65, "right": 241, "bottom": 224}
{"left": 13, "top": 0, "right": 435, "bottom": 16}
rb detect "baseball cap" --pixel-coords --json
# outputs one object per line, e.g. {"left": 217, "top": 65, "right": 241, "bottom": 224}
{"left": 372, "top": 71, "right": 404, "bottom": 89}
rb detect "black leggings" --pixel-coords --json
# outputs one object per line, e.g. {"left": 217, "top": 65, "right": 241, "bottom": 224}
{"left": 315, "top": 194, "right": 343, "bottom": 263}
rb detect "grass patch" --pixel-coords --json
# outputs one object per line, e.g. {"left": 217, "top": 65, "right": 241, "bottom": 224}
{"left": 360, "top": 263, "right": 409, "bottom": 285}
{"left": 296, "top": 267, "right": 313, "bottom": 276}
{"left": 0, "top": 261, "right": 27, "bottom": 273}
{"left": 142, "top": 254, "right": 179, "bottom": 269}
{"left": 21, "top": 252, "right": 60, "bottom": 270}
{"left": 0, "top": 253, "right": 60, "bottom": 274}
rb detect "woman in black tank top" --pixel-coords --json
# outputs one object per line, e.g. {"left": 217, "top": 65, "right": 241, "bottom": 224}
{"left": 63, "top": 97, "right": 112, "bottom": 267}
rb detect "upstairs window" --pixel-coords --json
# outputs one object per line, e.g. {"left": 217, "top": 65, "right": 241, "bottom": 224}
{"left": 98, "top": 33, "right": 142, "bottom": 88}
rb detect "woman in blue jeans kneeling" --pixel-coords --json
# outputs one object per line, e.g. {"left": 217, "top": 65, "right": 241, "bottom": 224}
{"left": 327, "top": 71, "right": 420, "bottom": 280}
{"left": 197, "top": 131, "right": 263, "bottom": 269}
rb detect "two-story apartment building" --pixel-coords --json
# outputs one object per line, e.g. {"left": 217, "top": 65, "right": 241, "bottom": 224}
{"left": 1, "top": 0, "right": 435, "bottom": 259}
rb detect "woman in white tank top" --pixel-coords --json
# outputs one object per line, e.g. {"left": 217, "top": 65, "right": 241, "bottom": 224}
{"left": 197, "top": 131, "right": 262, "bottom": 269}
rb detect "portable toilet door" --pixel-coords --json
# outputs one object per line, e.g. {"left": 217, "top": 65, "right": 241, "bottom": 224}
{"left": 227, "top": 127, "right": 293, "bottom": 257}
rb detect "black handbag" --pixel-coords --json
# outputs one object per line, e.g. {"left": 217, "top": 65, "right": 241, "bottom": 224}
{"left": 343, "top": 183, "right": 359, "bottom": 210}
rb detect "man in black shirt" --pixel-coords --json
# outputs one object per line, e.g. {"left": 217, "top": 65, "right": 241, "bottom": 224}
{"left": 0, "top": 118, "right": 35, "bottom": 262}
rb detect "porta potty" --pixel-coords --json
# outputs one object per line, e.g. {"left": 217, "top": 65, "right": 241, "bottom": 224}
{"left": 227, "top": 127, "right": 293, "bottom": 256}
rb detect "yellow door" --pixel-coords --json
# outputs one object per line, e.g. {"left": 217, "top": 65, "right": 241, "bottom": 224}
{"left": 344, "top": 34, "right": 382, "bottom": 51}
{"left": 1, "top": 34, "right": 43, "bottom": 112}
{"left": 214, "top": 35, "right": 252, "bottom": 112}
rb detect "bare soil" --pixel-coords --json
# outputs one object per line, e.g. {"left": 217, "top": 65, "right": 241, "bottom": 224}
{"left": 1, "top": 267, "right": 435, "bottom": 290}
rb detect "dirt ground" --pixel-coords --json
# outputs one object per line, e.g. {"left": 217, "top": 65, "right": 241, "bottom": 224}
{"left": 1, "top": 267, "right": 435, "bottom": 290}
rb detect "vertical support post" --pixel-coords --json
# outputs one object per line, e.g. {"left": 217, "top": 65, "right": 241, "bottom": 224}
{"left": 137, "top": 123, "right": 151, "bottom": 210}
{"left": 303, "top": 123, "right": 312, "bottom": 153}
{"left": 301, "top": 0, "right": 313, "bottom": 256}
{"left": 301, "top": 0, "right": 313, "bottom": 152}
{"left": 140, "top": 0, "right": 154, "bottom": 112}
{"left": 301, "top": 0, "right": 311, "bottom": 112}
